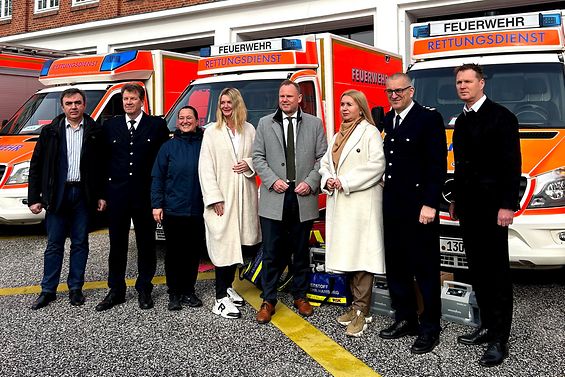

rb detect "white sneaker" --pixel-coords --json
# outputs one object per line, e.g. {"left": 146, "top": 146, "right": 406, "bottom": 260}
{"left": 212, "top": 297, "right": 241, "bottom": 319}
{"left": 227, "top": 287, "right": 244, "bottom": 307}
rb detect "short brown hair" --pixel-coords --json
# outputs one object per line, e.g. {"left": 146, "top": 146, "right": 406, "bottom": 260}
{"left": 121, "top": 82, "right": 146, "bottom": 101}
{"left": 454, "top": 63, "right": 484, "bottom": 80}
{"left": 279, "top": 79, "right": 301, "bottom": 95}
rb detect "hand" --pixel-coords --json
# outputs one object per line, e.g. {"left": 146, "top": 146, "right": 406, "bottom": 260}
{"left": 97, "top": 199, "right": 107, "bottom": 212}
{"left": 213, "top": 202, "right": 225, "bottom": 216}
{"left": 325, "top": 178, "right": 335, "bottom": 191}
{"left": 419, "top": 205, "right": 437, "bottom": 224}
{"left": 333, "top": 178, "right": 343, "bottom": 192}
{"left": 153, "top": 208, "right": 163, "bottom": 224}
{"left": 295, "top": 182, "right": 312, "bottom": 196}
{"left": 497, "top": 208, "right": 514, "bottom": 227}
{"left": 233, "top": 161, "right": 250, "bottom": 174}
{"left": 29, "top": 203, "right": 42, "bottom": 215}
{"left": 271, "top": 179, "right": 289, "bottom": 193}
{"left": 448, "top": 202, "right": 458, "bottom": 220}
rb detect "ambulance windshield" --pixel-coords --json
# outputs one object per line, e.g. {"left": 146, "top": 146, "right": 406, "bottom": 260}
{"left": 410, "top": 63, "right": 565, "bottom": 128}
{"left": 166, "top": 80, "right": 282, "bottom": 130}
{"left": 0, "top": 90, "right": 105, "bottom": 135}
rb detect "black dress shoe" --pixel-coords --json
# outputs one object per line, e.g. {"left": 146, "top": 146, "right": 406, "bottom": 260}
{"left": 69, "top": 289, "right": 85, "bottom": 306}
{"left": 379, "top": 320, "right": 418, "bottom": 339}
{"left": 95, "top": 291, "right": 125, "bottom": 312}
{"left": 168, "top": 294, "right": 182, "bottom": 311}
{"left": 458, "top": 327, "right": 494, "bottom": 346}
{"left": 181, "top": 293, "right": 203, "bottom": 308}
{"left": 479, "top": 342, "right": 508, "bottom": 367}
{"left": 31, "top": 292, "right": 56, "bottom": 310}
{"left": 138, "top": 291, "right": 154, "bottom": 310}
{"left": 411, "top": 333, "right": 440, "bottom": 354}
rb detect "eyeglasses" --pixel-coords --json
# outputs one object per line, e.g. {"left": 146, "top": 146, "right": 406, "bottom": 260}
{"left": 384, "top": 86, "right": 412, "bottom": 96}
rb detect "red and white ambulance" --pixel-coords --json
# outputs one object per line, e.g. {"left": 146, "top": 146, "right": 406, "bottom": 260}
{"left": 408, "top": 10, "right": 565, "bottom": 269}
{"left": 0, "top": 50, "right": 199, "bottom": 224}
{"left": 164, "top": 33, "right": 402, "bottom": 240}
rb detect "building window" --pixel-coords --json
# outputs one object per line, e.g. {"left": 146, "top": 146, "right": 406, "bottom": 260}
{"left": 72, "top": 0, "right": 99, "bottom": 5}
{"left": 35, "top": 0, "right": 59, "bottom": 13}
{"left": 1, "top": 0, "right": 12, "bottom": 19}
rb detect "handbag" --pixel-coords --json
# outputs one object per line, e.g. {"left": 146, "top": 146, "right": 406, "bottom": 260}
{"left": 307, "top": 272, "right": 351, "bottom": 306}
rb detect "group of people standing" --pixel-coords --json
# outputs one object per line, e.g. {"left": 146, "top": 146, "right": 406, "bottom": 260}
{"left": 28, "top": 63, "right": 520, "bottom": 368}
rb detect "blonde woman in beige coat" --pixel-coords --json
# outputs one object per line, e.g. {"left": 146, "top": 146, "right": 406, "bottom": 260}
{"left": 199, "top": 88, "right": 261, "bottom": 319}
{"left": 319, "top": 89, "right": 386, "bottom": 337}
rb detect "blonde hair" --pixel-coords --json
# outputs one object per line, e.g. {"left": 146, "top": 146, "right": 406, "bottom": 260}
{"left": 341, "top": 89, "right": 375, "bottom": 126}
{"left": 215, "top": 87, "right": 247, "bottom": 133}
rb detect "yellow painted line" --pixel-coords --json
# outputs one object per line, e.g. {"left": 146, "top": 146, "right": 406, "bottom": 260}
{"left": 0, "top": 271, "right": 215, "bottom": 296}
{"left": 233, "top": 278, "right": 381, "bottom": 377}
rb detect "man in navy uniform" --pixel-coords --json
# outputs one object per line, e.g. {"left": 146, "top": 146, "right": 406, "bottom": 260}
{"left": 96, "top": 83, "right": 169, "bottom": 311}
{"left": 379, "top": 73, "right": 447, "bottom": 354}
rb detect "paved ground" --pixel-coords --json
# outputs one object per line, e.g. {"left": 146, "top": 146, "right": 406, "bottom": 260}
{"left": 0, "top": 228, "right": 564, "bottom": 377}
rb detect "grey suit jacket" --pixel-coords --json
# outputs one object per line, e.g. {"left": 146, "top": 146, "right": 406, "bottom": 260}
{"left": 253, "top": 108, "right": 327, "bottom": 222}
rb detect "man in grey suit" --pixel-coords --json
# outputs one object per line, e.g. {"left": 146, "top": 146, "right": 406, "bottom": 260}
{"left": 253, "top": 80, "right": 327, "bottom": 324}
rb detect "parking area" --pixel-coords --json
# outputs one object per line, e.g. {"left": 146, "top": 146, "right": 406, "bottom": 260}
{"left": 0, "top": 228, "right": 564, "bottom": 377}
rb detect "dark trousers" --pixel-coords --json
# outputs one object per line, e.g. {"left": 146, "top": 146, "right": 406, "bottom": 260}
{"left": 460, "top": 205, "right": 513, "bottom": 343}
{"left": 260, "top": 187, "right": 313, "bottom": 304}
{"left": 42, "top": 185, "right": 89, "bottom": 293}
{"left": 215, "top": 264, "right": 238, "bottom": 299}
{"left": 162, "top": 214, "right": 203, "bottom": 296}
{"left": 107, "top": 202, "right": 156, "bottom": 294}
{"left": 384, "top": 215, "right": 441, "bottom": 335}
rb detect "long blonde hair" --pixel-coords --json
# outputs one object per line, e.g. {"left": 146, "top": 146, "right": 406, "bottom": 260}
{"left": 215, "top": 87, "right": 247, "bottom": 133}
{"left": 340, "top": 89, "right": 375, "bottom": 126}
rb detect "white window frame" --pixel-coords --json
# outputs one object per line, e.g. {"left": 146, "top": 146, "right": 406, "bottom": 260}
{"left": 35, "top": 0, "right": 59, "bottom": 13}
{"left": 72, "top": 0, "right": 99, "bottom": 6}
{"left": 1, "top": 0, "right": 12, "bottom": 20}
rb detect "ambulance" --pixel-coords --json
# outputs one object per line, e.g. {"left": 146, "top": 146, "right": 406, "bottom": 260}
{"left": 408, "top": 10, "right": 565, "bottom": 269}
{"left": 0, "top": 50, "right": 199, "bottom": 224}
{"left": 0, "top": 43, "right": 74, "bottom": 121}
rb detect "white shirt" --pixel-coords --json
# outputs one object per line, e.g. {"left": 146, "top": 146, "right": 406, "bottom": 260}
{"left": 464, "top": 94, "right": 487, "bottom": 113}
{"left": 125, "top": 112, "right": 143, "bottom": 130}
{"left": 394, "top": 100, "right": 415, "bottom": 127}
{"left": 283, "top": 111, "right": 298, "bottom": 149}
{"left": 65, "top": 117, "right": 84, "bottom": 182}
{"left": 227, "top": 127, "right": 240, "bottom": 156}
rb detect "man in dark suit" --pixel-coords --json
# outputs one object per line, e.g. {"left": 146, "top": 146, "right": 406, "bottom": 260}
{"left": 96, "top": 83, "right": 170, "bottom": 311}
{"left": 28, "top": 88, "right": 106, "bottom": 309}
{"left": 252, "top": 80, "right": 327, "bottom": 324}
{"left": 450, "top": 63, "right": 521, "bottom": 367}
{"left": 379, "top": 73, "right": 447, "bottom": 354}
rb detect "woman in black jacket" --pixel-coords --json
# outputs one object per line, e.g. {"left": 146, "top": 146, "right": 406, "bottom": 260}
{"left": 151, "top": 106, "right": 205, "bottom": 311}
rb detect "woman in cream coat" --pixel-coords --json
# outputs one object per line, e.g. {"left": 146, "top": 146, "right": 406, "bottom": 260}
{"left": 199, "top": 88, "right": 261, "bottom": 319}
{"left": 319, "top": 89, "right": 386, "bottom": 337}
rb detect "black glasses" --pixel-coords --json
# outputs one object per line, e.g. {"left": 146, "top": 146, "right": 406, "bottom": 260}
{"left": 384, "top": 86, "right": 412, "bottom": 96}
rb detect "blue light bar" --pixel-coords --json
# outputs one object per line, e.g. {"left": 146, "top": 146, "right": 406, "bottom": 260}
{"left": 282, "top": 39, "right": 302, "bottom": 50}
{"left": 413, "top": 24, "right": 430, "bottom": 38}
{"left": 541, "top": 13, "right": 562, "bottom": 27}
{"left": 40, "top": 59, "right": 54, "bottom": 76}
{"left": 200, "top": 47, "right": 211, "bottom": 57}
{"left": 100, "top": 50, "right": 138, "bottom": 71}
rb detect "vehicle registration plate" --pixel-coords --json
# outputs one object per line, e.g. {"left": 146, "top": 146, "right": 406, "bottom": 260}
{"left": 440, "top": 237, "right": 465, "bottom": 253}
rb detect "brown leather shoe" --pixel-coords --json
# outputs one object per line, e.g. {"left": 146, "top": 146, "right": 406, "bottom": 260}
{"left": 256, "top": 301, "right": 275, "bottom": 324}
{"left": 294, "top": 298, "right": 313, "bottom": 317}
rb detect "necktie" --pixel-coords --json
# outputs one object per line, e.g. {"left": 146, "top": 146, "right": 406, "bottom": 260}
{"left": 286, "top": 117, "right": 296, "bottom": 182}
{"left": 394, "top": 114, "right": 401, "bottom": 129}
{"left": 128, "top": 119, "right": 136, "bottom": 138}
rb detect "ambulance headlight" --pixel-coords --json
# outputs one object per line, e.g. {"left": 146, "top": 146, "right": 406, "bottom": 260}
{"left": 527, "top": 167, "right": 565, "bottom": 208}
{"left": 6, "top": 162, "right": 30, "bottom": 185}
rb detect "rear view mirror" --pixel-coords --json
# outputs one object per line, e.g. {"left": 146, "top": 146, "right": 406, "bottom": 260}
{"left": 371, "top": 106, "right": 385, "bottom": 132}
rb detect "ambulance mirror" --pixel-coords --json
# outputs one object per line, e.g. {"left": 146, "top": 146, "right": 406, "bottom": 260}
{"left": 371, "top": 106, "right": 385, "bottom": 132}
{"left": 1, "top": 119, "right": 7, "bottom": 127}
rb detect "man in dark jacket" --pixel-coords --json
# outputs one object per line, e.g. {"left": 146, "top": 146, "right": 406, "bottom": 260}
{"left": 379, "top": 73, "right": 447, "bottom": 354}
{"left": 96, "top": 83, "right": 170, "bottom": 311}
{"left": 450, "top": 63, "right": 521, "bottom": 367}
{"left": 28, "top": 88, "right": 106, "bottom": 310}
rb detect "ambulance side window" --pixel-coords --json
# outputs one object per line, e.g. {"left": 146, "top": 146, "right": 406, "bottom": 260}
{"left": 99, "top": 93, "right": 125, "bottom": 125}
{"left": 299, "top": 81, "right": 316, "bottom": 116}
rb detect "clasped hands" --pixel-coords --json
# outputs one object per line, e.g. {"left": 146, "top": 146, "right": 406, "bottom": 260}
{"left": 271, "top": 179, "right": 311, "bottom": 196}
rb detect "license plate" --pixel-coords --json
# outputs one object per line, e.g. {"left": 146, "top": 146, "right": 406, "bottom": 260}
{"left": 440, "top": 237, "right": 465, "bottom": 253}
